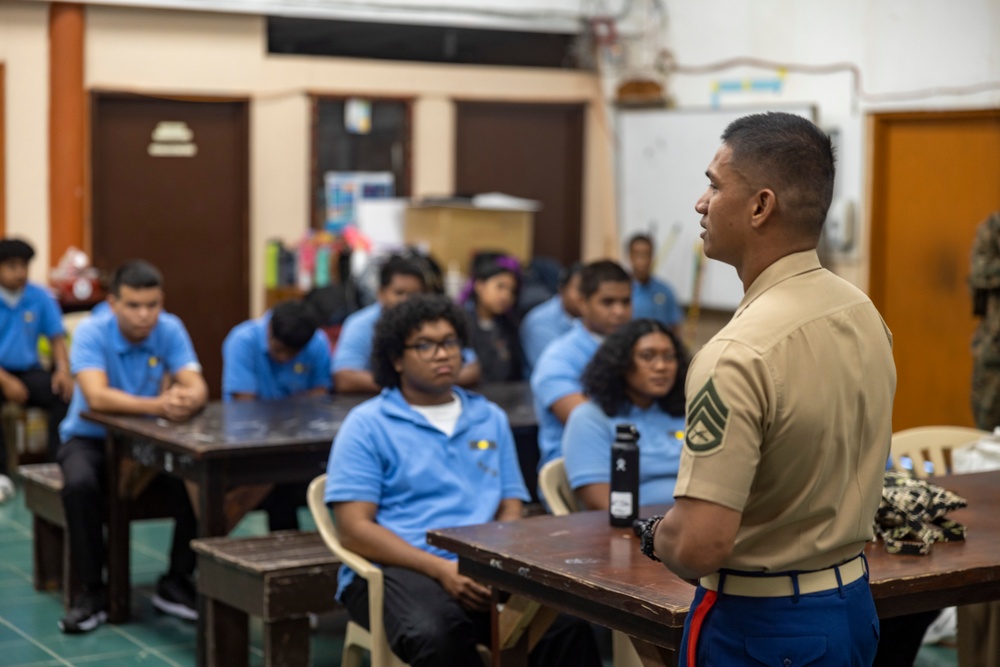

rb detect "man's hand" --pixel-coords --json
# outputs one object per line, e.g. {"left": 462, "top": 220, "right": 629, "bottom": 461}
{"left": 51, "top": 369, "right": 74, "bottom": 403}
{"left": 0, "top": 374, "right": 29, "bottom": 405}
{"left": 159, "top": 385, "right": 201, "bottom": 421}
{"left": 435, "top": 560, "right": 492, "bottom": 612}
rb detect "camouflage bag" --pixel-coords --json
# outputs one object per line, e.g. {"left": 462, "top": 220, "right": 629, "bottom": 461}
{"left": 873, "top": 471, "right": 968, "bottom": 555}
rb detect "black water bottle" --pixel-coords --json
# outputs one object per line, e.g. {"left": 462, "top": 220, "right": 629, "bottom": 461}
{"left": 609, "top": 423, "right": 640, "bottom": 527}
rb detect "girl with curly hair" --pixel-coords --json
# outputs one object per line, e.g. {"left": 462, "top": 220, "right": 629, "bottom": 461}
{"left": 562, "top": 318, "right": 688, "bottom": 510}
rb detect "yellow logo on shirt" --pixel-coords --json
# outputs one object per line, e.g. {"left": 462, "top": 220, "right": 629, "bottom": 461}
{"left": 470, "top": 439, "right": 496, "bottom": 450}
{"left": 294, "top": 363, "right": 305, "bottom": 374}
{"left": 148, "top": 356, "right": 159, "bottom": 368}
{"left": 24, "top": 312, "right": 34, "bottom": 323}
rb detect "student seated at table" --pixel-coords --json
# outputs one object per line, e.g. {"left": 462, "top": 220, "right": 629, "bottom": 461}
{"left": 0, "top": 238, "right": 72, "bottom": 501}
{"left": 530, "top": 260, "right": 632, "bottom": 472}
{"left": 627, "top": 233, "right": 683, "bottom": 332}
{"left": 563, "top": 319, "right": 688, "bottom": 510}
{"left": 222, "top": 299, "right": 331, "bottom": 530}
{"left": 325, "top": 294, "right": 602, "bottom": 667}
{"left": 519, "top": 262, "right": 583, "bottom": 374}
{"left": 463, "top": 254, "right": 525, "bottom": 382}
{"left": 57, "top": 260, "right": 206, "bottom": 633}
{"left": 333, "top": 255, "right": 480, "bottom": 392}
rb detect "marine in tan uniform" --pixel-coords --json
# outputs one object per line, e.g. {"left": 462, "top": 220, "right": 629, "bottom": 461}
{"left": 644, "top": 112, "right": 896, "bottom": 666}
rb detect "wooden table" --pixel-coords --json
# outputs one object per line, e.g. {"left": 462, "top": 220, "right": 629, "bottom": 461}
{"left": 429, "top": 470, "right": 1000, "bottom": 667}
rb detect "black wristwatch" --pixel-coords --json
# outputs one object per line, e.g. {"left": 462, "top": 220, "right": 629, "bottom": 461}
{"left": 633, "top": 515, "right": 663, "bottom": 562}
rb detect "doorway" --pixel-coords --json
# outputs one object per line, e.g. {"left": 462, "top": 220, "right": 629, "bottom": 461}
{"left": 869, "top": 110, "right": 1000, "bottom": 430}
{"left": 455, "top": 101, "right": 584, "bottom": 267}
{"left": 91, "top": 93, "right": 250, "bottom": 398}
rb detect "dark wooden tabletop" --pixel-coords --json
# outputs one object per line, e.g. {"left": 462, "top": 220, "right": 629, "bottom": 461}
{"left": 429, "top": 469, "right": 1000, "bottom": 647}
{"left": 82, "top": 381, "right": 536, "bottom": 457}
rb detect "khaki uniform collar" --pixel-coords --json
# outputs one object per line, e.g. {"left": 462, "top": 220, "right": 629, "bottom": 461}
{"left": 734, "top": 250, "right": 823, "bottom": 318}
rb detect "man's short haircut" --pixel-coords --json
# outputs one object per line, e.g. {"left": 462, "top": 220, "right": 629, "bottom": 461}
{"left": 110, "top": 260, "right": 163, "bottom": 296}
{"left": 270, "top": 300, "right": 320, "bottom": 351}
{"left": 579, "top": 260, "right": 630, "bottom": 299}
{"left": 371, "top": 294, "right": 468, "bottom": 389}
{"left": 0, "top": 238, "right": 35, "bottom": 264}
{"left": 627, "top": 233, "right": 654, "bottom": 253}
{"left": 557, "top": 261, "right": 584, "bottom": 290}
{"left": 379, "top": 255, "right": 427, "bottom": 289}
{"left": 721, "top": 112, "right": 835, "bottom": 234}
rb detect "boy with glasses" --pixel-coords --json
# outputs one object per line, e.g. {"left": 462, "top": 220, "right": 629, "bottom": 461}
{"left": 324, "top": 294, "right": 600, "bottom": 667}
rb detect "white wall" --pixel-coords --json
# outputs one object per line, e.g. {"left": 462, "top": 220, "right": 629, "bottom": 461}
{"left": 659, "top": 0, "right": 1000, "bottom": 288}
{"left": 0, "top": 2, "right": 49, "bottom": 276}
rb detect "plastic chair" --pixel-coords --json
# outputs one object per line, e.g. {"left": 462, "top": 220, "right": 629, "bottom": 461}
{"left": 307, "top": 474, "right": 408, "bottom": 667}
{"left": 308, "top": 475, "right": 490, "bottom": 667}
{"left": 536, "top": 458, "right": 643, "bottom": 667}
{"left": 889, "top": 426, "right": 989, "bottom": 478}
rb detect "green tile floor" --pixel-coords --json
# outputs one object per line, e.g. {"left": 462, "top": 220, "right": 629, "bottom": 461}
{"left": 0, "top": 477, "right": 959, "bottom": 667}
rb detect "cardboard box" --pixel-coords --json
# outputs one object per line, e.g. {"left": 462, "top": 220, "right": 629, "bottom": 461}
{"left": 404, "top": 204, "right": 534, "bottom": 272}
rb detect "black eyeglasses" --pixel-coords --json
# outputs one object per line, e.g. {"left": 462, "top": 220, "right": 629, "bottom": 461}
{"left": 404, "top": 338, "right": 462, "bottom": 360}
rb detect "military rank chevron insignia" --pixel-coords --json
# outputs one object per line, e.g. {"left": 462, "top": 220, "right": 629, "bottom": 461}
{"left": 686, "top": 378, "right": 729, "bottom": 453}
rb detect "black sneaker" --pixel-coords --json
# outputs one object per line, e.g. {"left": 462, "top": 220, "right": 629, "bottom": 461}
{"left": 151, "top": 574, "right": 198, "bottom": 621}
{"left": 59, "top": 588, "right": 107, "bottom": 634}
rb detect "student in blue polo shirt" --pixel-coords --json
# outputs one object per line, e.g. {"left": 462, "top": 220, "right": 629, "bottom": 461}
{"left": 519, "top": 262, "right": 583, "bottom": 374}
{"left": 333, "top": 255, "right": 480, "bottom": 393}
{"left": 0, "top": 239, "right": 72, "bottom": 500}
{"left": 57, "top": 260, "right": 207, "bottom": 634}
{"left": 530, "top": 260, "right": 632, "bottom": 471}
{"left": 563, "top": 319, "right": 688, "bottom": 510}
{"left": 325, "top": 295, "right": 601, "bottom": 667}
{"left": 222, "top": 299, "right": 331, "bottom": 530}
{"left": 627, "top": 233, "right": 683, "bottom": 332}
{"left": 222, "top": 300, "right": 331, "bottom": 401}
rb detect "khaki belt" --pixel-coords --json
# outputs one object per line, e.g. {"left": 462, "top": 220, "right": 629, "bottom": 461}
{"left": 699, "top": 556, "right": 866, "bottom": 598}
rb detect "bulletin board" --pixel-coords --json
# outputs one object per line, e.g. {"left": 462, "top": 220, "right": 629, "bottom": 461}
{"left": 617, "top": 105, "right": 815, "bottom": 310}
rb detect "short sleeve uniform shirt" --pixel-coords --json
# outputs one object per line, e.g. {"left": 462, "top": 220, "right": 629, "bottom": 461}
{"left": 631, "top": 277, "right": 683, "bottom": 327}
{"left": 324, "top": 387, "right": 529, "bottom": 598}
{"left": 222, "top": 313, "right": 332, "bottom": 400}
{"left": 519, "top": 295, "right": 574, "bottom": 372}
{"left": 59, "top": 313, "right": 201, "bottom": 442}
{"left": 530, "top": 320, "right": 601, "bottom": 470}
{"left": 675, "top": 251, "right": 896, "bottom": 572}
{"left": 0, "top": 283, "right": 66, "bottom": 371}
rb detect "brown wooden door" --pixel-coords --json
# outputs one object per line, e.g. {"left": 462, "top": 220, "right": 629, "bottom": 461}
{"left": 869, "top": 110, "right": 1000, "bottom": 431}
{"left": 91, "top": 94, "right": 250, "bottom": 398}
{"left": 455, "top": 102, "right": 584, "bottom": 267}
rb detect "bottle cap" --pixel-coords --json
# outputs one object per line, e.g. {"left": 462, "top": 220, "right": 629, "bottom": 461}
{"left": 615, "top": 423, "right": 639, "bottom": 442}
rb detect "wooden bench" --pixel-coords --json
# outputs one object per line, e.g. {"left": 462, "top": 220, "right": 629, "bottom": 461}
{"left": 18, "top": 462, "right": 176, "bottom": 608}
{"left": 192, "top": 531, "right": 341, "bottom": 667}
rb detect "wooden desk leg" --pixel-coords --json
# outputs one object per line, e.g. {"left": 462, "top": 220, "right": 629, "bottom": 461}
{"left": 106, "top": 434, "right": 130, "bottom": 623}
{"left": 491, "top": 593, "right": 558, "bottom": 667}
{"left": 630, "top": 638, "right": 679, "bottom": 667}
{"left": 205, "top": 597, "right": 248, "bottom": 667}
{"left": 263, "top": 618, "right": 311, "bottom": 667}
{"left": 195, "top": 462, "right": 228, "bottom": 667}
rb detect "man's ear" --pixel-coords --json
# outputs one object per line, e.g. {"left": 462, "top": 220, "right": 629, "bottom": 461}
{"left": 750, "top": 189, "right": 777, "bottom": 229}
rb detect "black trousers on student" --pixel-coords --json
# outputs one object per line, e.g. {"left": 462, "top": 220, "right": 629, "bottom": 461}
{"left": 56, "top": 436, "right": 197, "bottom": 590}
{"left": 0, "top": 368, "right": 69, "bottom": 474}
{"left": 258, "top": 481, "right": 310, "bottom": 531}
{"left": 341, "top": 566, "right": 603, "bottom": 667}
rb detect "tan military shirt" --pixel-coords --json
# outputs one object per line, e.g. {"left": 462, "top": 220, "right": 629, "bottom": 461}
{"left": 675, "top": 250, "right": 896, "bottom": 572}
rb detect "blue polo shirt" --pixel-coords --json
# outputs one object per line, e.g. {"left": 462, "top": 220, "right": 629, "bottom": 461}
{"left": 325, "top": 386, "right": 529, "bottom": 598}
{"left": 563, "top": 401, "right": 686, "bottom": 505}
{"left": 631, "top": 277, "right": 683, "bottom": 327}
{"left": 0, "top": 283, "right": 65, "bottom": 371}
{"left": 59, "top": 312, "right": 201, "bottom": 442}
{"left": 331, "top": 303, "right": 382, "bottom": 374}
{"left": 222, "top": 313, "right": 331, "bottom": 401}
{"left": 519, "top": 295, "right": 574, "bottom": 373}
{"left": 530, "top": 320, "right": 601, "bottom": 471}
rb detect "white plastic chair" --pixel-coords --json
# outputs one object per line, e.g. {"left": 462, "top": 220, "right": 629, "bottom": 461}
{"left": 889, "top": 426, "right": 989, "bottom": 478}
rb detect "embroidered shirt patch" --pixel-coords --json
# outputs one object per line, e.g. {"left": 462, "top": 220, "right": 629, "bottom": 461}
{"left": 686, "top": 378, "right": 729, "bottom": 453}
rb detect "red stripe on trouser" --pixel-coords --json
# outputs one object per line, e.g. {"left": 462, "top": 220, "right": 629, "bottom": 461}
{"left": 686, "top": 590, "right": 717, "bottom": 667}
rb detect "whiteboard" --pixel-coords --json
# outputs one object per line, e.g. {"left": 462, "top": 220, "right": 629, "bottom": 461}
{"left": 618, "top": 106, "right": 815, "bottom": 311}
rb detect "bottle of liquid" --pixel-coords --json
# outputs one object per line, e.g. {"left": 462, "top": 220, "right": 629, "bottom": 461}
{"left": 610, "top": 423, "right": 640, "bottom": 527}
